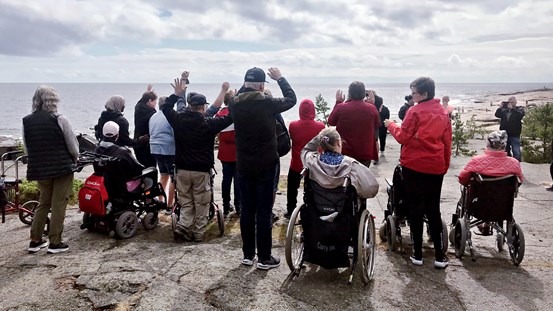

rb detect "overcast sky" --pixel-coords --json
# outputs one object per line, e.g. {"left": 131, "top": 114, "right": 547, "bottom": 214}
{"left": 0, "top": 0, "right": 552, "bottom": 83}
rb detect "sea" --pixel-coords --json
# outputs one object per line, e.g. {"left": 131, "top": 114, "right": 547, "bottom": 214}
{"left": 1, "top": 82, "right": 551, "bottom": 139}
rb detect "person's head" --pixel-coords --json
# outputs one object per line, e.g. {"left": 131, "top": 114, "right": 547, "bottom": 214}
{"left": 374, "top": 95, "right": 383, "bottom": 109}
{"left": 244, "top": 67, "right": 267, "bottom": 91}
{"left": 348, "top": 81, "right": 366, "bottom": 101}
{"left": 508, "top": 96, "right": 517, "bottom": 108}
{"left": 486, "top": 130, "right": 508, "bottom": 151}
{"left": 442, "top": 95, "right": 450, "bottom": 106}
{"left": 405, "top": 94, "right": 414, "bottom": 106}
{"left": 410, "top": 77, "right": 435, "bottom": 103}
{"left": 223, "top": 90, "right": 235, "bottom": 106}
{"left": 32, "top": 85, "right": 60, "bottom": 113}
{"left": 105, "top": 95, "right": 125, "bottom": 112}
{"left": 188, "top": 93, "right": 208, "bottom": 114}
{"left": 318, "top": 127, "right": 342, "bottom": 154}
{"left": 102, "top": 121, "right": 120, "bottom": 142}
{"left": 299, "top": 98, "right": 315, "bottom": 120}
{"left": 158, "top": 96, "right": 168, "bottom": 109}
{"left": 140, "top": 91, "right": 158, "bottom": 108}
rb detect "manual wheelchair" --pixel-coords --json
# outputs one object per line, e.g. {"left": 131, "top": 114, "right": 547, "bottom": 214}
{"left": 449, "top": 173, "right": 524, "bottom": 265}
{"left": 284, "top": 169, "right": 376, "bottom": 285}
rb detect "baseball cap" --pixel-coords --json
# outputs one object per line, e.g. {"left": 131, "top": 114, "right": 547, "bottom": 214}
{"left": 244, "top": 67, "right": 268, "bottom": 83}
{"left": 103, "top": 121, "right": 119, "bottom": 138}
{"left": 188, "top": 93, "right": 208, "bottom": 106}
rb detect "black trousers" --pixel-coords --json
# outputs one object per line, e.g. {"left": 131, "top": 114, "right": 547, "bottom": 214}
{"left": 378, "top": 127, "right": 387, "bottom": 152}
{"left": 286, "top": 169, "right": 302, "bottom": 214}
{"left": 402, "top": 166, "right": 445, "bottom": 260}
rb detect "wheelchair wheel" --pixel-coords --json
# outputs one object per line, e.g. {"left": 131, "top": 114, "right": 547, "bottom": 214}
{"left": 441, "top": 219, "right": 448, "bottom": 254}
{"left": 454, "top": 219, "right": 467, "bottom": 258}
{"left": 285, "top": 205, "right": 304, "bottom": 272}
{"left": 448, "top": 225, "right": 455, "bottom": 246}
{"left": 18, "top": 200, "right": 39, "bottom": 225}
{"left": 142, "top": 212, "right": 158, "bottom": 230}
{"left": 508, "top": 223, "right": 525, "bottom": 266}
{"left": 496, "top": 232, "right": 505, "bottom": 251}
{"left": 115, "top": 211, "right": 139, "bottom": 239}
{"left": 215, "top": 202, "right": 225, "bottom": 236}
{"left": 358, "top": 209, "right": 376, "bottom": 284}
{"left": 378, "top": 224, "right": 387, "bottom": 242}
{"left": 386, "top": 215, "right": 397, "bottom": 252}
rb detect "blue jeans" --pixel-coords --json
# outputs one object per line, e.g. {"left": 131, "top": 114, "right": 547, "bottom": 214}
{"left": 238, "top": 165, "right": 277, "bottom": 261}
{"left": 221, "top": 161, "right": 240, "bottom": 213}
{"left": 506, "top": 136, "right": 521, "bottom": 162}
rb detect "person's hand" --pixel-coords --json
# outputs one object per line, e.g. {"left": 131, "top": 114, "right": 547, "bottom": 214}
{"left": 138, "top": 134, "right": 149, "bottom": 143}
{"left": 383, "top": 119, "right": 394, "bottom": 127}
{"left": 147, "top": 84, "right": 154, "bottom": 92}
{"left": 336, "top": 90, "right": 345, "bottom": 102}
{"left": 221, "top": 82, "right": 230, "bottom": 92}
{"left": 267, "top": 67, "right": 282, "bottom": 80}
{"left": 171, "top": 78, "right": 186, "bottom": 97}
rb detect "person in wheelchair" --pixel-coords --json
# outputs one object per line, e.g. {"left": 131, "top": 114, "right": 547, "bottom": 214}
{"left": 458, "top": 130, "right": 523, "bottom": 235}
{"left": 94, "top": 121, "right": 146, "bottom": 202}
{"left": 301, "top": 127, "right": 379, "bottom": 200}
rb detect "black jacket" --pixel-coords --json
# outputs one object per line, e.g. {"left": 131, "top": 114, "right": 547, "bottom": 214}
{"left": 134, "top": 100, "right": 156, "bottom": 146}
{"left": 229, "top": 78, "right": 297, "bottom": 175}
{"left": 398, "top": 103, "right": 411, "bottom": 121}
{"left": 162, "top": 94, "right": 233, "bottom": 172}
{"left": 495, "top": 106, "right": 525, "bottom": 137}
{"left": 94, "top": 110, "right": 134, "bottom": 147}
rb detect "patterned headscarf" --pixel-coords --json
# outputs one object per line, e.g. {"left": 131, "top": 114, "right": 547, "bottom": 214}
{"left": 486, "top": 130, "right": 508, "bottom": 151}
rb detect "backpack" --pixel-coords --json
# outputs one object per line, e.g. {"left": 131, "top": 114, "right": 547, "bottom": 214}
{"left": 275, "top": 118, "right": 291, "bottom": 157}
{"left": 78, "top": 174, "right": 110, "bottom": 216}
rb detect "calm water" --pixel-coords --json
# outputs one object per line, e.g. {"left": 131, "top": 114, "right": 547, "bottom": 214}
{"left": 1, "top": 82, "right": 551, "bottom": 138}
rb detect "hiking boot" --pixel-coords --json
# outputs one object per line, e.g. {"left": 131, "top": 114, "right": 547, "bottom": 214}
{"left": 410, "top": 256, "right": 423, "bottom": 266}
{"left": 257, "top": 255, "right": 280, "bottom": 270}
{"left": 47, "top": 242, "right": 69, "bottom": 254}
{"left": 173, "top": 228, "right": 193, "bottom": 242}
{"left": 242, "top": 255, "right": 256, "bottom": 266}
{"left": 28, "top": 239, "right": 48, "bottom": 253}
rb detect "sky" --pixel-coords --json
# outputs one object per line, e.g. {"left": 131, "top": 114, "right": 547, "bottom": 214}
{"left": 0, "top": 0, "right": 552, "bottom": 83}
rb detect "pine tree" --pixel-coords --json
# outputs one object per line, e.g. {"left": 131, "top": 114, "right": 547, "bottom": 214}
{"left": 314, "top": 94, "right": 330, "bottom": 125}
{"left": 451, "top": 113, "right": 476, "bottom": 156}
{"left": 522, "top": 103, "right": 553, "bottom": 163}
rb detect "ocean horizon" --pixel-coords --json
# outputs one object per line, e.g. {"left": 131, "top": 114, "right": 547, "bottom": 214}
{"left": 2, "top": 82, "right": 552, "bottom": 139}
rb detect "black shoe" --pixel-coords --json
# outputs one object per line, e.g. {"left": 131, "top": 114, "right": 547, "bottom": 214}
{"left": 283, "top": 212, "right": 291, "bottom": 219}
{"left": 173, "top": 228, "right": 193, "bottom": 242}
{"left": 28, "top": 239, "right": 48, "bottom": 253}
{"left": 257, "top": 255, "right": 280, "bottom": 270}
{"left": 242, "top": 255, "right": 257, "bottom": 266}
{"left": 47, "top": 242, "right": 69, "bottom": 254}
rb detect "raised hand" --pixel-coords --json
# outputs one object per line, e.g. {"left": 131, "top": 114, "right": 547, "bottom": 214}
{"left": 267, "top": 67, "right": 282, "bottom": 80}
{"left": 336, "top": 90, "right": 345, "bottom": 103}
{"left": 221, "top": 82, "right": 230, "bottom": 92}
{"left": 147, "top": 84, "right": 154, "bottom": 92}
{"left": 171, "top": 78, "right": 186, "bottom": 97}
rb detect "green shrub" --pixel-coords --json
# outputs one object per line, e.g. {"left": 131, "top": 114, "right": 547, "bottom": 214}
{"left": 315, "top": 94, "right": 330, "bottom": 126}
{"left": 452, "top": 113, "right": 476, "bottom": 156}
{"left": 17, "top": 179, "right": 84, "bottom": 206}
{"left": 521, "top": 103, "right": 553, "bottom": 163}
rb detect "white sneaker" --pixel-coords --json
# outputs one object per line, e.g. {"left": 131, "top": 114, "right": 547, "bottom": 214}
{"left": 434, "top": 259, "right": 449, "bottom": 269}
{"left": 410, "top": 256, "right": 423, "bottom": 266}
{"left": 241, "top": 255, "right": 256, "bottom": 266}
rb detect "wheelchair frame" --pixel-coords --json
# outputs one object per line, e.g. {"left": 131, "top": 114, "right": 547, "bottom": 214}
{"left": 284, "top": 169, "right": 376, "bottom": 285}
{"left": 449, "top": 173, "right": 524, "bottom": 266}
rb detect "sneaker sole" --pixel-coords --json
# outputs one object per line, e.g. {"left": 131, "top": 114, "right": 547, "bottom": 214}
{"left": 242, "top": 257, "right": 256, "bottom": 266}
{"left": 47, "top": 248, "right": 69, "bottom": 254}
{"left": 434, "top": 262, "right": 449, "bottom": 269}
{"left": 410, "top": 257, "right": 423, "bottom": 266}
{"left": 28, "top": 242, "right": 49, "bottom": 253}
{"left": 256, "top": 263, "right": 280, "bottom": 270}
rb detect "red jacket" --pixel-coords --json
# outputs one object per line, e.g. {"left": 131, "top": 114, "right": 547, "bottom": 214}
{"left": 458, "top": 150, "right": 523, "bottom": 185}
{"left": 289, "top": 99, "right": 326, "bottom": 172}
{"left": 387, "top": 98, "right": 452, "bottom": 174}
{"left": 215, "top": 107, "right": 237, "bottom": 162}
{"left": 328, "top": 100, "right": 380, "bottom": 161}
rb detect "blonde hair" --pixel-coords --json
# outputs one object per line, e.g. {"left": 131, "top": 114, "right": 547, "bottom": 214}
{"left": 32, "top": 85, "right": 60, "bottom": 113}
{"left": 318, "top": 127, "right": 341, "bottom": 153}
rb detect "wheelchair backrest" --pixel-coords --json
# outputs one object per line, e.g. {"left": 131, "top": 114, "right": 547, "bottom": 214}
{"left": 304, "top": 176, "right": 355, "bottom": 216}
{"left": 466, "top": 173, "right": 519, "bottom": 221}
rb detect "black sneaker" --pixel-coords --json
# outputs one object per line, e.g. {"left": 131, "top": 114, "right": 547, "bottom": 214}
{"left": 257, "top": 255, "right": 280, "bottom": 270}
{"left": 242, "top": 255, "right": 256, "bottom": 266}
{"left": 47, "top": 242, "right": 69, "bottom": 254}
{"left": 28, "top": 239, "right": 48, "bottom": 253}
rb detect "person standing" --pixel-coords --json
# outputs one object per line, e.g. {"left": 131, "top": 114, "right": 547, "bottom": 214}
{"left": 328, "top": 82, "right": 380, "bottom": 168}
{"left": 229, "top": 67, "right": 296, "bottom": 270}
{"left": 398, "top": 95, "right": 414, "bottom": 121}
{"left": 163, "top": 80, "right": 232, "bottom": 242}
{"left": 215, "top": 89, "right": 241, "bottom": 216}
{"left": 134, "top": 86, "right": 158, "bottom": 168}
{"left": 548, "top": 136, "right": 553, "bottom": 192}
{"left": 384, "top": 77, "right": 452, "bottom": 268}
{"left": 495, "top": 96, "right": 525, "bottom": 161}
{"left": 374, "top": 94, "right": 390, "bottom": 157}
{"left": 23, "top": 85, "right": 79, "bottom": 254}
{"left": 442, "top": 95, "right": 455, "bottom": 120}
{"left": 286, "top": 98, "right": 325, "bottom": 218}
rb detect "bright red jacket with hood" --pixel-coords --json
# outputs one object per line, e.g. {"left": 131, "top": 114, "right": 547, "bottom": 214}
{"left": 387, "top": 98, "right": 452, "bottom": 175}
{"left": 289, "top": 99, "right": 326, "bottom": 172}
{"left": 215, "top": 107, "right": 237, "bottom": 162}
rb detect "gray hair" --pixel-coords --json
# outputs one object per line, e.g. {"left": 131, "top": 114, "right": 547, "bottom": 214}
{"left": 32, "top": 85, "right": 60, "bottom": 113}
{"left": 348, "top": 81, "right": 366, "bottom": 101}
{"left": 105, "top": 95, "right": 125, "bottom": 112}
{"left": 318, "top": 127, "right": 341, "bottom": 153}
{"left": 158, "top": 96, "right": 168, "bottom": 109}
{"left": 244, "top": 82, "right": 264, "bottom": 90}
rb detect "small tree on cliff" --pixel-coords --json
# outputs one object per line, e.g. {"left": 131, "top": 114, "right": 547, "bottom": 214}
{"left": 522, "top": 103, "right": 553, "bottom": 163}
{"left": 315, "top": 94, "right": 330, "bottom": 126}
{"left": 452, "top": 113, "right": 476, "bottom": 156}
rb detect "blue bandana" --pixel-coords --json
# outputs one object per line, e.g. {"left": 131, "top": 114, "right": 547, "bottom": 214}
{"left": 320, "top": 152, "right": 344, "bottom": 165}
